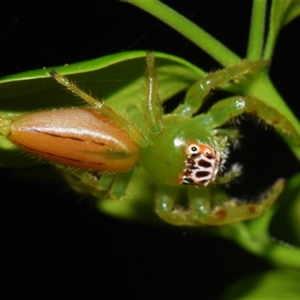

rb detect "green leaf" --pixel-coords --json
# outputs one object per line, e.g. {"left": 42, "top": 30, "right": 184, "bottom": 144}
{"left": 247, "top": 0, "right": 267, "bottom": 60}
{"left": 281, "top": 1, "right": 300, "bottom": 26}
{"left": 123, "top": 0, "right": 240, "bottom": 66}
{"left": 271, "top": 172, "right": 300, "bottom": 247}
{"left": 0, "top": 51, "right": 203, "bottom": 111}
{"left": 264, "top": 0, "right": 300, "bottom": 60}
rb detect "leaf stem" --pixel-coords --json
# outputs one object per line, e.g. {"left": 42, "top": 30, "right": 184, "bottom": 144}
{"left": 123, "top": 0, "right": 241, "bottom": 66}
{"left": 219, "top": 222, "right": 300, "bottom": 269}
{"left": 247, "top": 0, "right": 267, "bottom": 60}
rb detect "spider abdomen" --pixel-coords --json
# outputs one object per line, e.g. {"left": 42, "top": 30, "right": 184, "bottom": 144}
{"left": 7, "top": 108, "right": 140, "bottom": 172}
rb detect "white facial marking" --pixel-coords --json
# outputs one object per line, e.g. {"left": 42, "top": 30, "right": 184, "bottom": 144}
{"left": 180, "top": 143, "right": 221, "bottom": 186}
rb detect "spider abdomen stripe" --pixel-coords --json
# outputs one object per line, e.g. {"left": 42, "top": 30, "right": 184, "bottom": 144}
{"left": 8, "top": 108, "right": 140, "bottom": 172}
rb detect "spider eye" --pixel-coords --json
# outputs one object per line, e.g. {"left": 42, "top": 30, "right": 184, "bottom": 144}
{"left": 204, "top": 148, "right": 212, "bottom": 156}
{"left": 204, "top": 149, "right": 211, "bottom": 155}
{"left": 188, "top": 144, "right": 200, "bottom": 155}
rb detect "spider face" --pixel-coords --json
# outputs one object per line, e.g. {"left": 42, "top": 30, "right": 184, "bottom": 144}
{"left": 0, "top": 52, "right": 289, "bottom": 226}
{"left": 180, "top": 142, "right": 222, "bottom": 186}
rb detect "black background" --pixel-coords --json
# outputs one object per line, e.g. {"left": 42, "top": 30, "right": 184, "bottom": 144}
{"left": 1, "top": 1, "right": 300, "bottom": 298}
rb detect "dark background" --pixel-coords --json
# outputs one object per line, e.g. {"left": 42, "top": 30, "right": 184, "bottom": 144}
{"left": 1, "top": 1, "right": 300, "bottom": 298}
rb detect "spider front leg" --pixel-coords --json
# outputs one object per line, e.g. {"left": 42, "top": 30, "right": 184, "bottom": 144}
{"left": 198, "top": 95, "right": 300, "bottom": 145}
{"left": 155, "top": 179, "right": 284, "bottom": 226}
{"left": 173, "top": 60, "right": 268, "bottom": 117}
{"left": 189, "top": 179, "right": 285, "bottom": 225}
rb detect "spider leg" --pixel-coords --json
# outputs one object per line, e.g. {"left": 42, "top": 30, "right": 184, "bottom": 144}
{"left": 172, "top": 60, "right": 268, "bottom": 117}
{"left": 188, "top": 179, "right": 284, "bottom": 225}
{"left": 64, "top": 169, "right": 133, "bottom": 199}
{"left": 195, "top": 96, "right": 300, "bottom": 145}
{"left": 50, "top": 71, "right": 148, "bottom": 147}
{"left": 215, "top": 163, "right": 242, "bottom": 185}
{"left": 155, "top": 185, "right": 198, "bottom": 226}
{"left": 143, "top": 52, "right": 164, "bottom": 134}
{"left": 48, "top": 51, "right": 174, "bottom": 150}
{"left": 155, "top": 179, "right": 284, "bottom": 226}
{"left": 213, "top": 128, "right": 240, "bottom": 148}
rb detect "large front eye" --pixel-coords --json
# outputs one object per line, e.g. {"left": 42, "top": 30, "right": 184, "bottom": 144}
{"left": 188, "top": 144, "right": 200, "bottom": 155}
{"left": 204, "top": 148, "right": 212, "bottom": 156}
{"left": 203, "top": 147, "right": 214, "bottom": 158}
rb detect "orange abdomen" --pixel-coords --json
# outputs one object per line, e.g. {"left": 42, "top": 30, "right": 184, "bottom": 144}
{"left": 8, "top": 108, "right": 139, "bottom": 172}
